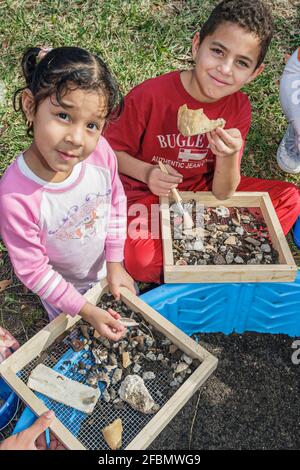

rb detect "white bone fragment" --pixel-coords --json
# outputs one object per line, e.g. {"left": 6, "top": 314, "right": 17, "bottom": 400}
{"left": 27, "top": 364, "right": 100, "bottom": 413}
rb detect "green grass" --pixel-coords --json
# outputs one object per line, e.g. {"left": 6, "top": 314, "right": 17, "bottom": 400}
{"left": 0, "top": 0, "right": 299, "bottom": 182}
{"left": 0, "top": 0, "right": 299, "bottom": 340}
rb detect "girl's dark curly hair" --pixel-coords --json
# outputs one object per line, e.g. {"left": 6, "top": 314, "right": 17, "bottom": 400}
{"left": 14, "top": 46, "right": 123, "bottom": 135}
{"left": 200, "top": 0, "right": 274, "bottom": 68}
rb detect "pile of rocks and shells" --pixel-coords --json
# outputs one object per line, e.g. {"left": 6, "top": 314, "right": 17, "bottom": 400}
{"left": 171, "top": 201, "right": 279, "bottom": 266}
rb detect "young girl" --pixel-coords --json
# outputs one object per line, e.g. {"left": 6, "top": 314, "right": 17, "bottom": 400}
{"left": 0, "top": 46, "right": 135, "bottom": 340}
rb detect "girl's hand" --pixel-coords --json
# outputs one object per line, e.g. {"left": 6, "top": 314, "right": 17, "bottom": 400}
{"left": 0, "top": 411, "right": 65, "bottom": 450}
{"left": 0, "top": 327, "right": 20, "bottom": 363}
{"left": 80, "top": 302, "right": 126, "bottom": 341}
{"left": 107, "top": 262, "right": 136, "bottom": 300}
{"left": 146, "top": 164, "right": 183, "bottom": 196}
{"left": 207, "top": 128, "right": 243, "bottom": 158}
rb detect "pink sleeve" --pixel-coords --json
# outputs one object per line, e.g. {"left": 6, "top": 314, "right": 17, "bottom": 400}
{"left": 95, "top": 138, "right": 127, "bottom": 262}
{"left": 0, "top": 174, "right": 86, "bottom": 316}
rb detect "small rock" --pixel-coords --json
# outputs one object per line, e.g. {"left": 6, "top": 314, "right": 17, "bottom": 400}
{"left": 226, "top": 252, "right": 234, "bottom": 264}
{"left": 71, "top": 339, "right": 84, "bottom": 352}
{"left": 133, "top": 363, "right": 142, "bottom": 374}
{"left": 261, "top": 244, "right": 271, "bottom": 253}
{"left": 170, "top": 379, "right": 180, "bottom": 387}
{"left": 113, "top": 399, "right": 125, "bottom": 410}
{"left": 234, "top": 256, "right": 244, "bottom": 264}
{"left": 235, "top": 226, "right": 244, "bottom": 236}
{"left": 213, "top": 206, "right": 230, "bottom": 218}
{"left": 193, "top": 240, "right": 204, "bottom": 251}
{"left": 151, "top": 403, "right": 161, "bottom": 413}
{"left": 175, "top": 362, "right": 189, "bottom": 374}
{"left": 122, "top": 352, "right": 131, "bottom": 368}
{"left": 161, "top": 338, "right": 172, "bottom": 346}
{"left": 224, "top": 235, "right": 237, "bottom": 246}
{"left": 245, "top": 237, "right": 261, "bottom": 247}
{"left": 145, "top": 337, "right": 155, "bottom": 348}
{"left": 146, "top": 352, "right": 156, "bottom": 361}
{"left": 112, "top": 368, "right": 123, "bottom": 385}
{"left": 102, "top": 389, "right": 111, "bottom": 403}
{"left": 181, "top": 354, "right": 193, "bottom": 365}
{"left": 169, "top": 344, "right": 178, "bottom": 354}
{"left": 213, "top": 254, "right": 225, "bottom": 265}
{"left": 143, "top": 371, "right": 156, "bottom": 381}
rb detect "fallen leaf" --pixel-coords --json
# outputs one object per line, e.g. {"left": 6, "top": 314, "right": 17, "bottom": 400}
{"left": 0, "top": 279, "right": 12, "bottom": 292}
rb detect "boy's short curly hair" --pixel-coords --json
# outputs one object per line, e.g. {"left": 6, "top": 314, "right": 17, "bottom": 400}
{"left": 200, "top": 0, "right": 274, "bottom": 68}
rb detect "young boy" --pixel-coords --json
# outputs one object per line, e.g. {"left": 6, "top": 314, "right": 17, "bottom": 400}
{"left": 105, "top": 0, "right": 300, "bottom": 283}
{"left": 277, "top": 48, "right": 300, "bottom": 173}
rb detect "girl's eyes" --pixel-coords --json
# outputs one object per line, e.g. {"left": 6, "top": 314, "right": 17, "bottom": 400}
{"left": 87, "top": 123, "right": 100, "bottom": 131}
{"left": 57, "top": 112, "right": 70, "bottom": 121}
{"left": 56, "top": 113, "right": 101, "bottom": 130}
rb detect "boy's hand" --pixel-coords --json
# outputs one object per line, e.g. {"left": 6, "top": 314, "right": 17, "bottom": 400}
{"left": 0, "top": 411, "right": 65, "bottom": 450}
{"left": 146, "top": 164, "right": 183, "bottom": 196}
{"left": 207, "top": 128, "right": 242, "bottom": 158}
{"left": 80, "top": 302, "right": 126, "bottom": 341}
{"left": 106, "top": 262, "right": 136, "bottom": 300}
{"left": 0, "top": 326, "right": 20, "bottom": 363}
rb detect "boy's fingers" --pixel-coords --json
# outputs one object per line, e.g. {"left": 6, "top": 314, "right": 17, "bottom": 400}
{"left": 159, "top": 173, "right": 182, "bottom": 184}
{"left": 216, "top": 127, "right": 241, "bottom": 142}
{"left": 213, "top": 128, "right": 236, "bottom": 147}
{"left": 26, "top": 411, "right": 55, "bottom": 441}
{"left": 165, "top": 165, "right": 183, "bottom": 179}
{"left": 158, "top": 180, "right": 179, "bottom": 191}
{"left": 210, "top": 134, "right": 230, "bottom": 153}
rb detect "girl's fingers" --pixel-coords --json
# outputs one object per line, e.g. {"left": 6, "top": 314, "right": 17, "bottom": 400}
{"left": 0, "top": 346, "right": 12, "bottom": 360}
{"left": 107, "top": 308, "right": 120, "bottom": 320}
{"left": 105, "top": 329, "right": 124, "bottom": 342}
{"left": 109, "top": 283, "right": 120, "bottom": 300}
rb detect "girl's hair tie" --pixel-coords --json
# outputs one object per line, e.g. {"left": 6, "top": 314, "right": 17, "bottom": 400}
{"left": 37, "top": 46, "right": 52, "bottom": 62}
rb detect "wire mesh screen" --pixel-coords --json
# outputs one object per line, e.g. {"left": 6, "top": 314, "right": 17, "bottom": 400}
{"left": 17, "top": 322, "right": 197, "bottom": 450}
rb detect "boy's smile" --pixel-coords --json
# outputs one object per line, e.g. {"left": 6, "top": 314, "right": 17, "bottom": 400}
{"left": 181, "top": 22, "right": 265, "bottom": 103}
{"left": 22, "top": 88, "right": 107, "bottom": 182}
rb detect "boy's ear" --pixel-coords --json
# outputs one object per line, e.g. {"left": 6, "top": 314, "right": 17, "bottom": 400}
{"left": 245, "top": 63, "right": 265, "bottom": 84}
{"left": 192, "top": 32, "right": 201, "bottom": 61}
{"left": 22, "top": 89, "right": 35, "bottom": 121}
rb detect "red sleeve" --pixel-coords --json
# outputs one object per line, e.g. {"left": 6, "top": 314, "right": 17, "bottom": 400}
{"left": 104, "top": 84, "right": 150, "bottom": 157}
